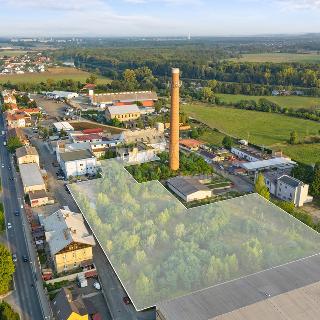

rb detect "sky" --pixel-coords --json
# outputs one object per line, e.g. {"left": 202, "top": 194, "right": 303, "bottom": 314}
{"left": 1, "top": 0, "right": 320, "bottom": 37}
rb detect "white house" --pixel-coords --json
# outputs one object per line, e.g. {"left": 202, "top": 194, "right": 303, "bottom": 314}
{"left": 231, "top": 146, "right": 263, "bottom": 162}
{"left": 263, "top": 172, "right": 313, "bottom": 207}
{"left": 59, "top": 149, "right": 97, "bottom": 178}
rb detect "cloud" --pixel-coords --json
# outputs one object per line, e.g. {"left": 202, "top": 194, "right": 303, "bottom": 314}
{"left": 276, "top": 0, "right": 320, "bottom": 9}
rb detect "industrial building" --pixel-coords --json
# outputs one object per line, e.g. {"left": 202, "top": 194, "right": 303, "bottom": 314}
{"left": 58, "top": 149, "right": 97, "bottom": 178}
{"left": 241, "top": 157, "right": 296, "bottom": 173}
{"left": 264, "top": 172, "right": 313, "bottom": 207}
{"left": 53, "top": 121, "right": 74, "bottom": 132}
{"left": 19, "top": 163, "right": 46, "bottom": 194}
{"left": 116, "top": 143, "right": 158, "bottom": 164}
{"left": 16, "top": 146, "right": 39, "bottom": 165}
{"left": 91, "top": 90, "right": 158, "bottom": 107}
{"left": 167, "top": 176, "right": 212, "bottom": 202}
{"left": 42, "top": 209, "right": 95, "bottom": 274}
{"left": 105, "top": 104, "right": 141, "bottom": 122}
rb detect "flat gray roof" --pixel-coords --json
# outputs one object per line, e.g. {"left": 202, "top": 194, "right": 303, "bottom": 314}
{"left": 60, "top": 149, "right": 95, "bottom": 162}
{"left": 278, "top": 175, "right": 302, "bottom": 188}
{"left": 167, "top": 176, "right": 210, "bottom": 196}
{"left": 158, "top": 253, "right": 320, "bottom": 320}
{"left": 107, "top": 104, "right": 140, "bottom": 116}
{"left": 19, "top": 163, "right": 45, "bottom": 187}
{"left": 241, "top": 157, "right": 296, "bottom": 171}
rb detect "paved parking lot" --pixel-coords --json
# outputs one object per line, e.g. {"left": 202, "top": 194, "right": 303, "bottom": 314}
{"left": 32, "top": 94, "right": 68, "bottom": 119}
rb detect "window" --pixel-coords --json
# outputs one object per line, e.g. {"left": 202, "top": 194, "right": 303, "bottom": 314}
{"left": 64, "top": 265, "right": 68, "bottom": 270}
{"left": 73, "top": 262, "right": 77, "bottom": 267}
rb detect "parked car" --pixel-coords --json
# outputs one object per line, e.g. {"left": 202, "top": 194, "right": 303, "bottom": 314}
{"left": 123, "top": 296, "right": 131, "bottom": 305}
{"left": 22, "top": 255, "right": 29, "bottom": 262}
{"left": 7, "top": 222, "right": 12, "bottom": 229}
{"left": 14, "top": 210, "right": 19, "bottom": 216}
{"left": 12, "top": 254, "right": 17, "bottom": 262}
{"left": 93, "top": 281, "right": 101, "bottom": 290}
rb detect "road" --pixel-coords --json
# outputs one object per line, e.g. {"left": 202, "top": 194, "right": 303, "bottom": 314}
{"left": 0, "top": 115, "right": 47, "bottom": 320}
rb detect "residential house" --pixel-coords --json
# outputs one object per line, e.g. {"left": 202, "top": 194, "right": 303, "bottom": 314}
{"left": 105, "top": 104, "right": 141, "bottom": 122}
{"left": 231, "top": 146, "right": 270, "bottom": 162}
{"left": 58, "top": 149, "right": 97, "bottom": 178}
{"left": 263, "top": 172, "right": 313, "bottom": 207}
{"left": 179, "top": 139, "right": 203, "bottom": 151}
{"left": 43, "top": 209, "right": 95, "bottom": 273}
{"left": 52, "top": 287, "right": 96, "bottom": 320}
{"left": 16, "top": 146, "right": 39, "bottom": 165}
{"left": 116, "top": 143, "right": 158, "bottom": 164}
{"left": 4, "top": 110, "right": 31, "bottom": 128}
{"left": 29, "top": 190, "right": 51, "bottom": 208}
{"left": 19, "top": 163, "right": 46, "bottom": 193}
{"left": 2, "top": 89, "right": 16, "bottom": 105}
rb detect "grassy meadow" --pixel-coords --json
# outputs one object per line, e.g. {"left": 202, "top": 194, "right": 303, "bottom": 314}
{"left": 0, "top": 67, "right": 110, "bottom": 84}
{"left": 217, "top": 93, "right": 320, "bottom": 110}
{"left": 183, "top": 103, "right": 320, "bottom": 164}
{"left": 229, "top": 52, "right": 320, "bottom": 63}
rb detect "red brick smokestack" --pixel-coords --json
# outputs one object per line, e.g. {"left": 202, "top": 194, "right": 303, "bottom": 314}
{"left": 169, "top": 68, "right": 180, "bottom": 171}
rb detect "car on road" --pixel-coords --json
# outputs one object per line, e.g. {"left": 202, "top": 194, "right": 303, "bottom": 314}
{"left": 12, "top": 254, "right": 17, "bottom": 262}
{"left": 14, "top": 210, "right": 19, "bottom": 216}
{"left": 7, "top": 222, "right": 12, "bottom": 229}
{"left": 123, "top": 296, "right": 131, "bottom": 305}
{"left": 22, "top": 255, "right": 29, "bottom": 262}
{"left": 93, "top": 281, "right": 101, "bottom": 290}
{"left": 1, "top": 164, "right": 4, "bottom": 168}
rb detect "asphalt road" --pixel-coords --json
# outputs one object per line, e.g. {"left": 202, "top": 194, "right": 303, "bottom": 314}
{"left": 0, "top": 116, "right": 44, "bottom": 320}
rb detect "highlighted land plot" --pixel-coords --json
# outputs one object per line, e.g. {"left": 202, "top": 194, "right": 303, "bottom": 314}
{"left": 69, "top": 159, "right": 320, "bottom": 311}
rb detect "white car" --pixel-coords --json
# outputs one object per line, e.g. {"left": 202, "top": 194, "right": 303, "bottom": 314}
{"left": 93, "top": 281, "right": 101, "bottom": 290}
{"left": 7, "top": 222, "right": 12, "bottom": 229}
{"left": 1, "top": 164, "right": 4, "bottom": 168}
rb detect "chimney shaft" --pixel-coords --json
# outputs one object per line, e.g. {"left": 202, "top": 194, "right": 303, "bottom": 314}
{"left": 169, "top": 68, "right": 180, "bottom": 171}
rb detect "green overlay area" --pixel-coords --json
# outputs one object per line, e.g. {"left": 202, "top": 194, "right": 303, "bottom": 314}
{"left": 69, "top": 159, "right": 320, "bottom": 310}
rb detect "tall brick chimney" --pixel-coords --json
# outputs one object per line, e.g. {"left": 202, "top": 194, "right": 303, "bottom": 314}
{"left": 169, "top": 68, "right": 180, "bottom": 171}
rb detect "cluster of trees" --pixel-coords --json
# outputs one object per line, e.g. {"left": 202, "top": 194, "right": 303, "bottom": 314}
{"left": 0, "top": 301, "right": 20, "bottom": 320}
{"left": 71, "top": 160, "right": 318, "bottom": 308}
{"left": 232, "top": 98, "right": 320, "bottom": 122}
{"left": 7, "top": 137, "right": 23, "bottom": 153}
{"left": 0, "top": 244, "right": 15, "bottom": 295}
{"left": 127, "top": 152, "right": 213, "bottom": 183}
{"left": 1, "top": 78, "right": 84, "bottom": 93}
{"left": 0, "top": 203, "right": 4, "bottom": 232}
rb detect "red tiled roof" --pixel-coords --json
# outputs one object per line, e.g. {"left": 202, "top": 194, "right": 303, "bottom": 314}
{"left": 82, "top": 128, "right": 103, "bottom": 134}
{"left": 22, "top": 108, "right": 41, "bottom": 114}
{"left": 74, "top": 134, "right": 102, "bottom": 142}
{"left": 179, "top": 139, "right": 203, "bottom": 148}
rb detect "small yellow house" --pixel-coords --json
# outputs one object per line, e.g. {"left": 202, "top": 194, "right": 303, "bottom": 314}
{"left": 105, "top": 104, "right": 141, "bottom": 122}
{"left": 43, "top": 209, "right": 95, "bottom": 274}
{"left": 52, "top": 288, "right": 96, "bottom": 320}
{"left": 16, "top": 146, "right": 40, "bottom": 166}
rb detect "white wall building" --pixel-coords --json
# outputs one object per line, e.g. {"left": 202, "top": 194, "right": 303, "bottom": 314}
{"left": 231, "top": 147, "right": 262, "bottom": 162}
{"left": 59, "top": 149, "right": 97, "bottom": 178}
{"left": 264, "top": 173, "right": 313, "bottom": 207}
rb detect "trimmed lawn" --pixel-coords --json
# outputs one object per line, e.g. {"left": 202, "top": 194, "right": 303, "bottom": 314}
{"left": 182, "top": 103, "right": 320, "bottom": 164}
{"left": 0, "top": 67, "right": 110, "bottom": 84}
{"left": 217, "top": 94, "right": 320, "bottom": 110}
{"left": 229, "top": 52, "right": 320, "bottom": 63}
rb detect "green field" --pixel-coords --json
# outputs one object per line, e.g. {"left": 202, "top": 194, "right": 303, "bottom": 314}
{"left": 0, "top": 67, "right": 110, "bottom": 84}
{"left": 183, "top": 103, "right": 320, "bottom": 164}
{"left": 229, "top": 52, "right": 320, "bottom": 63}
{"left": 0, "top": 50, "right": 27, "bottom": 57}
{"left": 217, "top": 94, "right": 320, "bottom": 110}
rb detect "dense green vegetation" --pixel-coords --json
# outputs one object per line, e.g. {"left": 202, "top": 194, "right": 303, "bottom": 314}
{"left": 7, "top": 137, "right": 23, "bottom": 153}
{"left": 230, "top": 53, "right": 320, "bottom": 63}
{"left": 0, "top": 203, "right": 5, "bottom": 232}
{"left": 127, "top": 152, "right": 212, "bottom": 183}
{"left": 0, "top": 301, "right": 20, "bottom": 320}
{"left": 70, "top": 159, "right": 320, "bottom": 309}
{"left": 0, "top": 244, "right": 15, "bottom": 295}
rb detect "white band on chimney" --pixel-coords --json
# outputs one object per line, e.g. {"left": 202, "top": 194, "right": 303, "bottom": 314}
{"left": 172, "top": 68, "right": 180, "bottom": 74}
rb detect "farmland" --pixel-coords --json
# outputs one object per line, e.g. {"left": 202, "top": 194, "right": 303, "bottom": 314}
{"left": 229, "top": 52, "right": 320, "bottom": 63}
{"left": 0, "top": 67, "right": 110, "bottom": 84}
{"left": 0, "top": 50, "right": 27, "bottom": 57}
{"left": 217, "top": 93, "right": 320, "bottom": 110}
{"left": 182, "top": 103, "right": 320, "bottom": 164}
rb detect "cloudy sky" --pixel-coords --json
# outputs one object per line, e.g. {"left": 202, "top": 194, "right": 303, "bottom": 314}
{"left": 0, "top": 0, "right": 320, "bottom": 37}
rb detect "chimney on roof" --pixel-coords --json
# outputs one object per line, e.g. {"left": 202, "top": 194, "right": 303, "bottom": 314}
{"left": 169, "top": 68, "right": 180, "bottom": 171}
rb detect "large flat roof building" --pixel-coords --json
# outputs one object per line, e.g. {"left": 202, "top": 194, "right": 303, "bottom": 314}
{"left": 105, "top": 104, "right": 141, "bottom": 122}
{"left": 19, "top": 163, "right": 46, "bottom": 193}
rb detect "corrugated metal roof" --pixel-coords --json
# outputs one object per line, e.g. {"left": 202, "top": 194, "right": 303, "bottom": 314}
{"left": 167, "top": 176, "right": 210, "bottom": 196}
{"left": 107, "top": 104, "right": 140, "bottom": 116}
{"left": 241, "top": 158, "right": 296, "bottom": 171}
{"left": 278, "top": 175, "right": 302, "bottom": 188}
{"left": 93, "top": 91, "right": 158, "bottom": 104}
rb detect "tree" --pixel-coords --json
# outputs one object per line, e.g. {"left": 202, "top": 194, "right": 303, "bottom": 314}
{"left": 0, "top": 301, "right": 20, "bottom": 320}
{"left": 289, "top": 131, "right": 298, "bottom": 145}
{"left": 311, "top": 162, "right": 320, "bottom": 196}
{"left": 255, "top": 173, "right": 270, "bottom": 200}
{"left": 0, "top": 244, "right": 15, "bottom": 295}
{"left": 86, "top": 74, "right": 98, "bottom": 84}
{"left": 222, "top": 136, "right": 233, "bottom": 149}
{"left": 7, "top": 136, "right": 22, "bottom": 153}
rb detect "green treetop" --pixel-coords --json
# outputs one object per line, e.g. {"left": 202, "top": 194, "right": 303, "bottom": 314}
{"left": 255, "top": 173, "right": 270, "bottom": 201}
